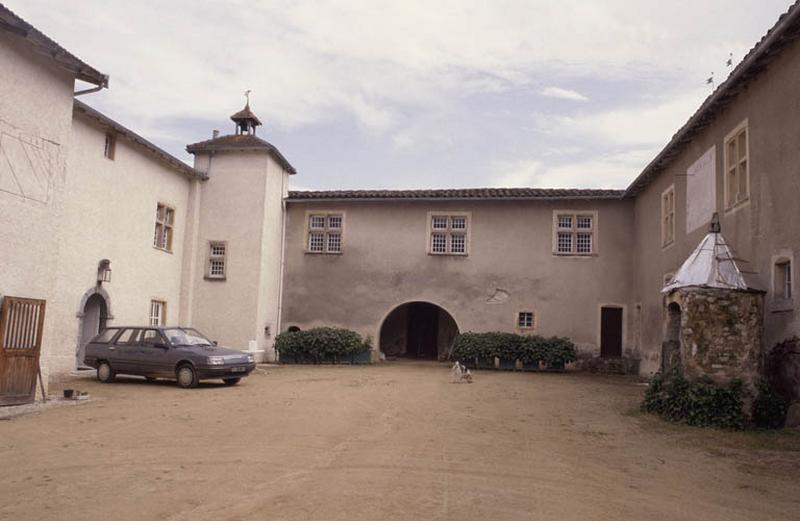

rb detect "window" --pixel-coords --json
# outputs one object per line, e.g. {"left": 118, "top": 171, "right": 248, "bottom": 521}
{"left": 428, "top": 213, "right": 470, "bottom": 255}
{"left": 554, "top": 211, "right": 596, "bottom": 255}
{"left": 724, "top": 121, "right": 749, "bottom": 209}
{"left": 93, "top": 328, "right": 120, "bottom": 343}
{"left": 306, "top": 213, "right": 343, "bottom": 254}
{"left": 141, "top": 329, "right": 164, "bottom": 346}
{"left": 518, "top": 311, "right": 534, "bottom": 329}
{"left": 153, "top": 203, "right": 175, "bottom": 252}
{"left": 116, "top": 328, "right": 140, "bottom": 345}
{"left": 775, "top": 260, "right": 792, "bottom": 300}
{"left": 661, "top": 185, "right": 675, "bottom": 247}
{"left": 104, "top": 133, "right": 116, "bottom": 160}
{"left": 149, "top": 300, "right": 166, "bottom": 326}
{"left": 206, "top": 241, "right": 227, "bottom": 279}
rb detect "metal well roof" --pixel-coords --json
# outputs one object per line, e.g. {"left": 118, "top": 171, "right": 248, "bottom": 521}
{"left": 662, "top": 232, "right": 763, "bottom": 293}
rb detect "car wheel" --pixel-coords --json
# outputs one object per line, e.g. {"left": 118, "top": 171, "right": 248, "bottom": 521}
{"left": 176, "top": 365, "right": 198, "bottom": 389}
{"left": 222, "top": 378, "right": 241, "bottom": 386}
{"left": 97, "top": 362, "right": 115, "bottom": 383}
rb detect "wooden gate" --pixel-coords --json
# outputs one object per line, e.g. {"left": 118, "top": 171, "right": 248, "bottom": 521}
{"left": 0, "top": 297, "right": 46, "bottom": 406}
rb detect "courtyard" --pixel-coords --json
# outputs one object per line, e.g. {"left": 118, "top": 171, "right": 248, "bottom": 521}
{"left": 1, "top": 362, "right": 799, "bottom": 521}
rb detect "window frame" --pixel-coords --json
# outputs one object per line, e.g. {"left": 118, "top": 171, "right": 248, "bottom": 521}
{"left": 426, "top": 212, "right": 471, "bottom": 256}
{"left": 723, "top": 119, "right": 750, "bottom": 211}
{"left": 304, "top": 211, "right": 345, "bottom": 255}
{"left": 149, "top": 300, "right": 166, "bottom": 327}
{"left": 153, "top": 203, "right": 175, "bottom": 253}
{"left": 104, "top": 132, "right": 116, "bottom": 160}
{"left": 205, "top": 240, "right": 228, "bottom": 280}
{"left": 661, "top": 184, "right": 675, "bottom": 248}
{"left": 552, "top": 210, "right": 598, "bottom": 256}
{"left": 517, "top": 311, "right": 535, "bottom": 330}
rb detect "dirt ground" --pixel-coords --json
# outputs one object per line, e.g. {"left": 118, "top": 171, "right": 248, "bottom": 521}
{"left": 1, "top": 362, "right": 799, "bottom": 521}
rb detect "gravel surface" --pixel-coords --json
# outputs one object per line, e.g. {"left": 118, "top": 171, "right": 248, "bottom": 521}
{"left": 1, "top": 362, "right": 798, "bottom": 521}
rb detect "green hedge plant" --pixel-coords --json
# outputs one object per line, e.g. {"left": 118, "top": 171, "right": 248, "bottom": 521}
{"left": 452, "top": 332, "right": 577, "bottom": 370}
{"left": 276, "top": 327, "right": 370, "bottom": 364}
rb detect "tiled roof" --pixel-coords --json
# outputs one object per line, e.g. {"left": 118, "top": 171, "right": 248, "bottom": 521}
{"left": 624, "top": 0, "right": 800, "bottom": 197}
{"left": 73, "top": 100, "right": 206, "bottom": 180}
{"left": 286, "top": 188, "right": 624, "bottom": 201}
{"left": 186, "top": 134, "right": 297, "bottom": 174}
{"left": 230, "top": 104, "right": 262, "bottom": 126}
{"left": 0, "top": 3, "right": 108, "bottom": 87}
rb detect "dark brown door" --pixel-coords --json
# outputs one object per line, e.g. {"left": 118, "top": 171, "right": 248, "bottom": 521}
{"left": 406, "top": 303, "right": 439, "bottom": 359}
{"left": 600, "top": 307, "right": 623, "bottom": 358}
{"left": 0, "top": 297, "right": 46, "bottom": 406}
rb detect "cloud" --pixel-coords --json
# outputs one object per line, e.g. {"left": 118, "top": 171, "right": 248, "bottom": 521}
{"left": 5, "top": 0, "right": 792, "bottom": 191}
{"left": 541, "top": 87, "right": 588, "bottom": 102}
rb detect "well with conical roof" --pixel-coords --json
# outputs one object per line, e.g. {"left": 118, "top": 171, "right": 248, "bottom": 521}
{"left": 661, "top": 216, "right": 766, "bottom": 397}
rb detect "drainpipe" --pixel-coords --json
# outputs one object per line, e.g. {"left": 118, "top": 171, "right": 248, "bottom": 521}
{"left": 275, "top": 170, "right": 288, "bottom": 363}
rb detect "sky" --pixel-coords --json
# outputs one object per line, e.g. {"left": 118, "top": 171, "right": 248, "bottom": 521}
{"left": 8, "top": 0, "right": 795, "bottom": 191}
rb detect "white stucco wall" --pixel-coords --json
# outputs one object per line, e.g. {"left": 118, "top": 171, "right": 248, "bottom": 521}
{"left": 0, "top": 31, "right": 77, "bottom": 383}
{"left": 45, "top": 114, "right": 196, "bottom": 375}
{"left": 188, "top": 150, "right": 289, "bottom": 359}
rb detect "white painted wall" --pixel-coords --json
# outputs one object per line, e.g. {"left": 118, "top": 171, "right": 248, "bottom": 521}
{"left": 46, "top": 114, "right": 196, "bottom": 375}
{"left": 189, "top": 149, "right": 289, "bottom": 360}
{"left": 0, "top": 31, "right": 77, "bottom": 384}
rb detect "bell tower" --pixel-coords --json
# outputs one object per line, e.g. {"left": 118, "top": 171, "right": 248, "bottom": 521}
{"left": 230, "top": 91, "right": 262, "bottom": 135}
{"left": 183, "top": 92, "right": 297, "bottom": 362}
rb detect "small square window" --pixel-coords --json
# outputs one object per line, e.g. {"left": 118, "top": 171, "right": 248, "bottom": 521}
{"left": 432, "top": 216, "right": 448, "bottom": 230}
{"left": 327, "top": 233, "right": 342, "bottom": 253}
{"left": 431, "top": 233, "right": 447, "bottom": 253}
{"left": 557, "top": 233, "right": 573, "bottom": 253}
{"left": 576, "top": 233, "right": 592, "bottom": 254}
{"left": 327, "top": 215, "right": 342, "bottom": 229}
{"left": 450, "top": 234, "right": 466, "bottom": 254}
{"left": 451, "top": 216, "right": 467, "bottom": 230}
{"left": 518, "top": 312, "right": 534, "bottom": 329}
{"left": 576, "top": 216, "right": 592, "bottom": 229}
{"left": 308, "top": 232, "right": 325, "bottom": 252}
{"left": 309, "top": 215, "right": 325, "bottom": 229}
{"left": 558, "top": 215, "right": 573, "bottom": 229}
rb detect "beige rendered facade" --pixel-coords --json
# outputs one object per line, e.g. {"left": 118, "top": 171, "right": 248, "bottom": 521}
{"left": 2, "top": 3, "right": 800, "bottom": 396}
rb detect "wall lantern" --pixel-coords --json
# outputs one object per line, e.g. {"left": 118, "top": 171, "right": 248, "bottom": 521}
{"left": 97, "top": 259, "right": 112, "bottom": 284}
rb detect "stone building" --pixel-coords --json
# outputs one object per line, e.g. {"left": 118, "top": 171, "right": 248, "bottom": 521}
{"left": 1, "top": 2, "right": 800, "bottom": 404}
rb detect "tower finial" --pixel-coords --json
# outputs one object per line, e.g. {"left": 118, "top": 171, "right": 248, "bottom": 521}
{"left": 245, "top": 89, "right": 251, "bottom": 107}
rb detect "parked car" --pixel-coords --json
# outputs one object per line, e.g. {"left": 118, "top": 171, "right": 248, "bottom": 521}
{"left": 83, "top": 326, "right": 256, "bottom": 388}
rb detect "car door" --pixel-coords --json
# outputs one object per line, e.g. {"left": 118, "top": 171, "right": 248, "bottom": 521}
{"left": 136, "top": 329, "right": 172, "bottom": 377}
{"left": 109, "top": 328, "right": 142, "bottom": 374}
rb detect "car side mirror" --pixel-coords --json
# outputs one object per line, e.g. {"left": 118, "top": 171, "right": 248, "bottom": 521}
{"left": 212, "top": 340, "right": 218, "bottom": 346}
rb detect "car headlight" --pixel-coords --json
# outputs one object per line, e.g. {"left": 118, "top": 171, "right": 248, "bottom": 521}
{"left": 207, "top": 356, "right": 225, "bottom": 365}
{"left": 247, "top": 354, "right": 255, "bottom": 363}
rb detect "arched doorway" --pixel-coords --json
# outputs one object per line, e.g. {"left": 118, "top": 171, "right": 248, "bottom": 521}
{"left": 662, "top": 302, "right": 682, "bottom": 373}
{"left": 379, "top": 302, "right": 459, "bottom": 360}
{"left": 77, "top": 290, "right": 111, "bottom": 368}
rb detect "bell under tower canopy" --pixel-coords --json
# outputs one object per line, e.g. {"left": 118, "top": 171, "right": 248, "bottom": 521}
{"left": 230, "top": 103, "right": 262, "bottom": 135}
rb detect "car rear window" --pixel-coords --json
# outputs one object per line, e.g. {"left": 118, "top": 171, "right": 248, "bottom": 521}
{"left": 93, "top": 328, "right": 120, "bottom": 343}
{"left": 116, "top": 328, "right": 140, "bottom": 345}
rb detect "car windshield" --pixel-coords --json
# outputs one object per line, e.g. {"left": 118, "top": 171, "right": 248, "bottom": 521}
{"left": 164, "top": 328, "right": 213, "bottom": 347}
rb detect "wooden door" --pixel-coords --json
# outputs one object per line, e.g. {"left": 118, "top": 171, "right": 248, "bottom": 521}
{"left": 600, "top": 307, "right": 623, "bottom": 359}
{"left": 0, "top": 297, "right": 46, "bottom": 406}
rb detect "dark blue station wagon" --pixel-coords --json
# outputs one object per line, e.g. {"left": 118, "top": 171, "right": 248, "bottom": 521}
{"left": 83, "top": 326, "right": 256, "bottom": 388}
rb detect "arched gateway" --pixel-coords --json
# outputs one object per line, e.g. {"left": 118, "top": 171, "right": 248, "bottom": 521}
{"left": 379, "top": 302, "right": 459, "bottom": 360}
